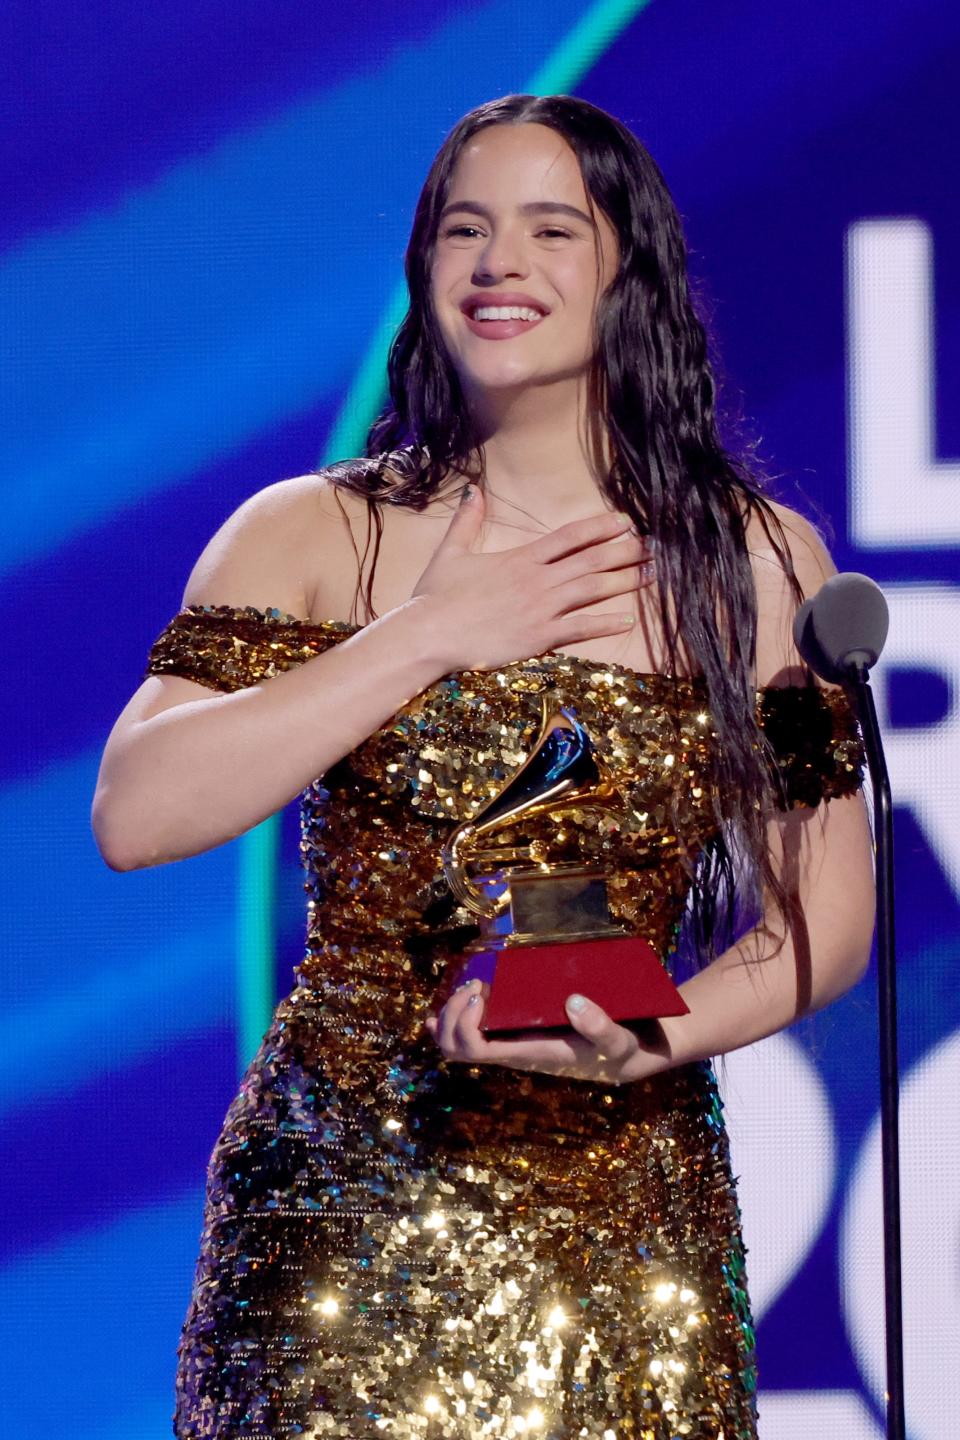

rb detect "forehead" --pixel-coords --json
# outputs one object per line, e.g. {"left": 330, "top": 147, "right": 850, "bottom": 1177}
{"left": 446, "top": 123, "right": 588, "bottom": 204}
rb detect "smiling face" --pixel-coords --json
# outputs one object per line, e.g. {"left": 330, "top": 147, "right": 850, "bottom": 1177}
{"left": 429, "top": 122, "right": 619, "bottom": 406}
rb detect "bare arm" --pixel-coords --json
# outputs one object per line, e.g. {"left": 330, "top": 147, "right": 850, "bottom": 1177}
{"left": 653, "top": 790, "right": 874, "bottom": 1069}
{"left": 92, "top": 477, "right": 454, "bottom": 871}
{"left": 652, "top": 503, "right": 876, "bottom": 1066}
{"left": 93, "top": 476, "right": 647, "bottom": 872}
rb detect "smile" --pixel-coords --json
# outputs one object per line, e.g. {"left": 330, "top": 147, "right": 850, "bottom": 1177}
{"left": 461, "top": 307, "right": 546, "bottom": 340}
{"left": 472, "top": 305, "right": 543, "bottom": 321}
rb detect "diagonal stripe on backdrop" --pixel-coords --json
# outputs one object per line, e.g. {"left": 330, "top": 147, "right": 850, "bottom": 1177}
{"left": 0, "top": 0, "right": 649, "bottom": 580}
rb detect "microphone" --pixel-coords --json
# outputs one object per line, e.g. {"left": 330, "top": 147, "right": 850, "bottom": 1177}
{"left": 793, "top": 568, "right": 906, "bottom": 1440}
{"left": 793, "top": 571, "right": 890, "bottom": 681}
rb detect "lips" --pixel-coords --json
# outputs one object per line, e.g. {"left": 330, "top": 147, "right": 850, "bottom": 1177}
{"left": 462, "top": 312, "right": 546, "bottom": 340}
{"left": 460, "top": 291, "right": 550, "bottom": 319}
{"left": 459, "top": 292, "right": 549, "bottom": 341}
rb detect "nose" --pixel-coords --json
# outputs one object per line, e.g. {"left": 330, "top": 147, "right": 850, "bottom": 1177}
{"left": 473, "top": 224, "right": 529, "bottom": 282}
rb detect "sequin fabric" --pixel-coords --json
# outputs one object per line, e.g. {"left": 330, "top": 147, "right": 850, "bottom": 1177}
{"left": 146, "top": 605, "right": 864, "bottom": 1440}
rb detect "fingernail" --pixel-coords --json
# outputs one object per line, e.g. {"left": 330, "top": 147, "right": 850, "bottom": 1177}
{"left": 460, "top": 483, "right": 474, "bottom": 506}
{"left": 467, "top": 993, "right": 480, "bottom": 1006}
{"left": 566, "top": 994, "right": 588, "bottom": 1013}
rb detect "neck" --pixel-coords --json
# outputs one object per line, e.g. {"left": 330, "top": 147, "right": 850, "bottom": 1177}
{"left": 462, "top": 375, "right": 614, "bottom": 524}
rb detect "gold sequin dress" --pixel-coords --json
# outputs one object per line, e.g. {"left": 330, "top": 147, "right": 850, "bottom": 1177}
{"left": 145, "top": 604, "right": 865, "bottom": 1440}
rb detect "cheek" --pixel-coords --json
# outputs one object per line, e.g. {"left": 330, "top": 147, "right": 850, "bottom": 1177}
{"left": 556, "top": 264, "right": 603, "bottom": 342}
{"left": 426, "top": 280, "right": 453, "bottom": 349}
{"left": 430, "top": 247, "right": 461, "bottom": 293}
{"left": 558, "top": 250, "right": 602, "bottom": 306}
{"left": 429, "top": 261, "right": 461, "bottom": 331}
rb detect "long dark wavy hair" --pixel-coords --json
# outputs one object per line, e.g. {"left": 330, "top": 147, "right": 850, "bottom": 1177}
{"left": 323, "top": 93, "right": 806, "bottom": 964}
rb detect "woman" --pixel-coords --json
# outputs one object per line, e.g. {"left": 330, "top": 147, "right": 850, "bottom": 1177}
{"left": 94, "top": 94, "right": 874, "bottom": 1439}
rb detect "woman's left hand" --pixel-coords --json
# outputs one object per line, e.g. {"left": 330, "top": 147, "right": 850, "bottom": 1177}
{"left": 423, "top": 979, "right": 667, "bottom": 1087}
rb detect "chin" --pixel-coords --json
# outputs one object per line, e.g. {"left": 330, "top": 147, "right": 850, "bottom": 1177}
{"left": 459, "top": 355, "right": 560, "bottom": 390}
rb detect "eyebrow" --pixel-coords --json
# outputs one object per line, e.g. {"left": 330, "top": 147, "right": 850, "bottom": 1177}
{"left": 438, "top": 200, "right": 595, "bottom": 227}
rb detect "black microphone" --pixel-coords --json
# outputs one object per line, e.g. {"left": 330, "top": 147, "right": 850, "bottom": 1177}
{"left": 794, "top": 569, "right": 906, "bottom": 1440}
{"left": 793, "top": 571, "right": 890, "bottom": 680}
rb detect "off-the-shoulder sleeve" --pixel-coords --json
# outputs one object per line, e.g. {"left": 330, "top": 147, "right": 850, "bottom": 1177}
{"left": 144, "top": 605, "right": 354, "bottom": 693}
{"left": 757, "top": 683, "right": 866, "bottom": 809}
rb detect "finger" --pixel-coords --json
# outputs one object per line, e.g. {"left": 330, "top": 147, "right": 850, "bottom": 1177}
{"left": 550, "top": 534, "right": 650, "bottom": 580}
{"left": 437, "top": 482, "right": 485, "bottom": 555}
{"left": 562, "top": 611, "right": 641, "bottom": 642}
{"left": 436, "top": 978, "right": 481, "bottom": 1055}
{"left": 451, "top": 981, "right": 490, "bottom": 1057}
{"left": 564, "top": 994, "right": 638, "bottom": 1064}
{"left": 529, "top": 510, "right": 633, "bottom": 564}
{"left": 557, "top": 565, "right": 647, "bottom": 607}
{"left": 570, "top": 531, "right": 657, "bottom": 590}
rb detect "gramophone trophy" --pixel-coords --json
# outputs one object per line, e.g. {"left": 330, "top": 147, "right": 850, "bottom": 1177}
{"left": 440, "top": 693, "right": 689, "bottom": 1036}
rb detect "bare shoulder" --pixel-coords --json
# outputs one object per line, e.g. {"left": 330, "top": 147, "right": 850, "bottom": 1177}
{"left": 746, "top": 497, "right": 835, "bottom": 592}
{"left": 745, "top": 497, "right": 838, "bottom": 686}
{"left": 182, "top": 470, "right": 363, "bottom": 618}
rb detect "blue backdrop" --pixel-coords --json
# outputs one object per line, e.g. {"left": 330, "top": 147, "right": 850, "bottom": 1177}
{"left": 3, "top": 3, "right": 958, "bottom": 1436}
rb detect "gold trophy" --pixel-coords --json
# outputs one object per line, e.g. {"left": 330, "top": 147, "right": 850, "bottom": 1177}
{"left": 440, "top": 694, "right": 689, "bottom": 1036}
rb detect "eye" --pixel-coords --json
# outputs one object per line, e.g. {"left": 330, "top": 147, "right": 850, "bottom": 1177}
{"left": 440, "top": 224, "right": 574, "bottom": 240}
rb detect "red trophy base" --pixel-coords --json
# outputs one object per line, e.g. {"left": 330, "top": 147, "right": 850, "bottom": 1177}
{"left": 472, "top": 934, "right": 689, "bottom": 1037}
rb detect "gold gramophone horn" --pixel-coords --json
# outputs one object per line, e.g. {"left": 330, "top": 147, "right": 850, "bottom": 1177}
{"left": 441, "top": 693, "right": 624, "bottom": 919}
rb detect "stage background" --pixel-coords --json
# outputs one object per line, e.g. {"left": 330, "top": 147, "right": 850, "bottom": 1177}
{"left": 2, "top": 2, "right": 958, "bottom": 1436}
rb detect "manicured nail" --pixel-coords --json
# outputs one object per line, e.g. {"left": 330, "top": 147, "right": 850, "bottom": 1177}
{"left": 460, "top": 483, "right": 474, "bottom": 506}
{"left": 566, "top": 993, "right": 587, "bottom": 1013}
{"left": 467, "top": 993, "right": 480, "bottom": 1006}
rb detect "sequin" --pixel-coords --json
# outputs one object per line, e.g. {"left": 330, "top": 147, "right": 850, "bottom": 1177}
{"left": 146, "top": 605, "right": 864, "bottom": 1439}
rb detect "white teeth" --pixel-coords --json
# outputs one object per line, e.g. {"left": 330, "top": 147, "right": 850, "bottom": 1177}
{"left": 471, "top": 305, "right": 543, "bottom": 322}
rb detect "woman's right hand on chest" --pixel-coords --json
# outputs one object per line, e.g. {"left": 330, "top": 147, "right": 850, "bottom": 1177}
{"left": 409, "top": 484, "right": 655, "bottom": 674}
